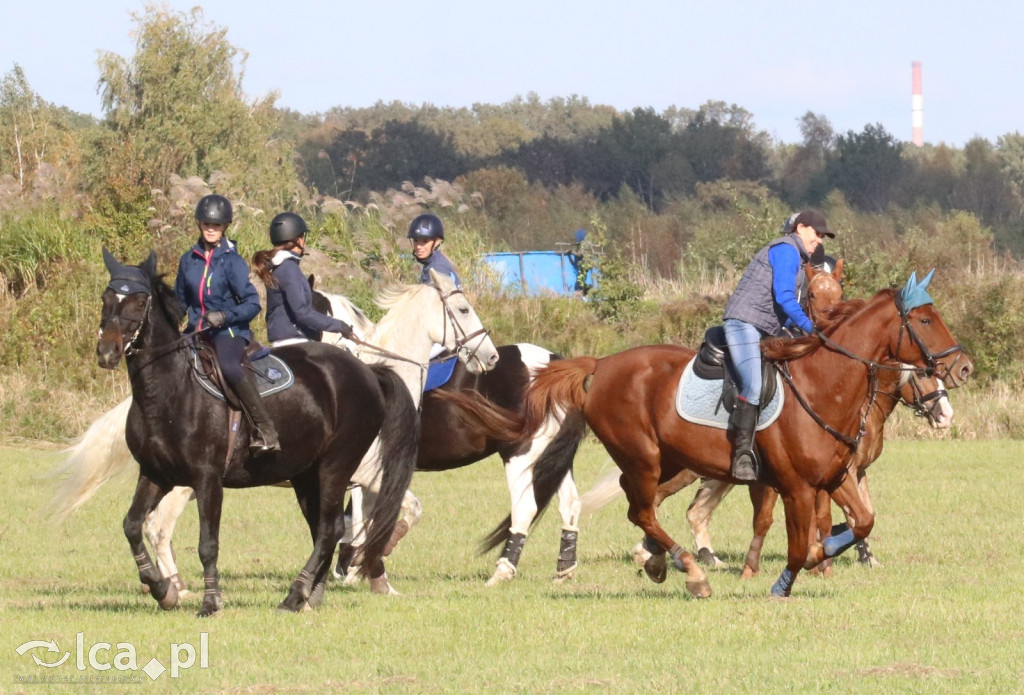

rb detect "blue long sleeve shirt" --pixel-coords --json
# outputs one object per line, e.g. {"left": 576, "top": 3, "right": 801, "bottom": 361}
{"left": 768, "top": 243, "right": 813, "bottom": 333}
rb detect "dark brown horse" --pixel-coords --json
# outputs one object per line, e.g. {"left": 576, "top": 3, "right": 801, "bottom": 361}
{"left": 514, "top": 277, "right": 972, "bottom": 597}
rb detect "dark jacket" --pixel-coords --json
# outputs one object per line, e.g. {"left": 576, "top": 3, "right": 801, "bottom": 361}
{"left": 174, "top": 237, "right": 261, "bottom": 341}
{"left": 265, "top": 251, "right": 350, "bottom": 343}
{"left": 724, "top": 234, "right": 812, "bottom": 335}
{"left": 416, "top": 249, "right": 461, "bottom": 287}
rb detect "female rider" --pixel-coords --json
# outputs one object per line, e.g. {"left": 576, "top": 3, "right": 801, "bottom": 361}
{"left": 174, "top": 194, "right": 280, "bottom": 456}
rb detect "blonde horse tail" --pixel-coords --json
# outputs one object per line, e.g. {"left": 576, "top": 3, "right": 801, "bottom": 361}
{"left": 51, "top": 396, "right": 135, "bottom": 523}
{"left": 579, "top": 470, "right": 625, "bottom": 516}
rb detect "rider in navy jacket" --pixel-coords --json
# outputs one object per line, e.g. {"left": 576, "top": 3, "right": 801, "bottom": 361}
{"left": 408, "top": 213, "right": 461, "bottom": 288}
{"left": 251, "top": 212, "right": 355, "bottom": 345}
{"left": 174, "top": 194, "right": 279, "bottom": 456}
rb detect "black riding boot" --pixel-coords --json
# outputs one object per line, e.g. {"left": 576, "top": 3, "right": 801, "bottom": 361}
{"left": 729, "top": 400, "right": 760, "bottom": 482}
{"left": 233, "top": 376, "right": 281, "bottom": 456}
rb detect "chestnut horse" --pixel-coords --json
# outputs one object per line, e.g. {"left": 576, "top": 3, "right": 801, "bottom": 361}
{"left": 514, "top": 275, "right": 972, "bottom": 597}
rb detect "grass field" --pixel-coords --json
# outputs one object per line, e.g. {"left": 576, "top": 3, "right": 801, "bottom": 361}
{"left": 2, "top": 439, "right": 1023, "bottom": 693}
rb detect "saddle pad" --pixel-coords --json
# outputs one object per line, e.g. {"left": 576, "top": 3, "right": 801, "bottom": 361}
{"left": 424, "top": 356, "right": 458, "bottom": 392}
{"left": 192, "top": 352, "right": 295, "bottom": 401}
{"left": 675, "top": 358, "right": 784, "bottom": 431}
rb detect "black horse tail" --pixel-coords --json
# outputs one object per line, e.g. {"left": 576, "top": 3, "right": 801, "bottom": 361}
{"left": 479, "top": 409, "right": 587, "bottom": 554}
{"left": 358, "top": 364, "right": 421, "bottom": 577}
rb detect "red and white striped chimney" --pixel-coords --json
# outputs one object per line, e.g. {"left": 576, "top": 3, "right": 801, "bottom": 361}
{"left": 911, "top": 61, "right": 923, "bottom": 146}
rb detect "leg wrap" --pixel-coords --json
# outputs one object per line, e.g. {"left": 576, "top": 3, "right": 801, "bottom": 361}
{"left": 500, "top": 532, "right": 527, "bottom": 568}
{"left": 556, "top": 530, "right": 578, "bottom": 574}
{"left": 771, "top": 567, "right": 794, "bottom": 597}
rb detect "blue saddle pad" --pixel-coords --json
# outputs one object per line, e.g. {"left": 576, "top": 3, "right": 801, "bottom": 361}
{"left": 424, "top": 356, "right": 458, "bottom": 392}
{"left": 675, "top": 358, "right": 784, "bottom": 431}
{"left": 192, "top": 351, "right": 295, "bottom": 401}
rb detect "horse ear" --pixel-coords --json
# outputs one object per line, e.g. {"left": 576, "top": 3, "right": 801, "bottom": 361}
{"left": 141, "top": 250, "right": 158, "bottom": 278}
{"left": 833, "top": 258, "right": 844, "bottom": 283}
{"left": 919, "top": 268, "right": 936, "bottom": 290}
{"left": 308, "top": 274, "right": 316, "bottom": 290}
{"left": 804, "top": 262, "right": 815, "bottom": 282}
{"left": 102, "top": 246, "right": 122, "bottom": 277}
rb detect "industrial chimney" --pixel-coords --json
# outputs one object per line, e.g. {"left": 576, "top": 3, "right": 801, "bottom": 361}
{"left": 912, "top": 61, "right": 923, "bottom": 146}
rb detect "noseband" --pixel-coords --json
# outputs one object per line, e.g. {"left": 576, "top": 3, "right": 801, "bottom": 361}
{"left": 101, "top": 294, "right": 152, "bottom": 357}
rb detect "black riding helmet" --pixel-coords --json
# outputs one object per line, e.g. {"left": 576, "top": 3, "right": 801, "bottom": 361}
{"left": 195, "top": 194, "right": 233, "bottom": 225}
{"left": 269, "top": 212, "right": 308, "bottom": 245}
{"left": 407, "top": 213, "right": 444, "bottom": 240}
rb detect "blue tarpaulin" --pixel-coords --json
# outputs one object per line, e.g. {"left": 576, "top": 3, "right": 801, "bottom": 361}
{"left": 481, "top": 250, "right": 596, "bottom": 297}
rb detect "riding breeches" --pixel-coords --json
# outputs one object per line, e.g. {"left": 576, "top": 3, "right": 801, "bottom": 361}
{"left": 723, "top": 318, "right": 765, "bottom": 405}
{"left": 210, "top": 333, "right": 247, "bottom": 386}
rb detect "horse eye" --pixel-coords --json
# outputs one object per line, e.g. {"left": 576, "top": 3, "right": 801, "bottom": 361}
{"left": 920, "top": 318, "right": 931, "bottom": 325}
{"left": 459, "top": 307, "right": 470, "bottom": 315}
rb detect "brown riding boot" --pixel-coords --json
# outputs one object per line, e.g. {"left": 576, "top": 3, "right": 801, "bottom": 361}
{"left": 729, "top": 400, "right": 760, "bottom": 482}
{"left": 233, "top": 376, "right": 281, "bottom": 456}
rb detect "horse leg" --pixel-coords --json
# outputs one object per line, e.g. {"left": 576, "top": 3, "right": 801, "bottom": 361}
{"left": 811, "top": 489, "right": 834, "bottom": 577}
{"left": 192, "top": 474, "right": 226, "bottom": 617}
{"left": 771, "top": 484, "right": 816, "bottom": 598}
{"left": 554, "top": 472, "right": 581, "bottom": 582}
{"left": 632, "top": 469, "right": 701, "bottom": 568}
{"left": 384, "top": 490, "right": 422, "bottom": 557}
{"left": 619, "top": 469, "right": 711, "bottom": 599}
{"left": 741, "top": 484, "right": 777, "bottom": 579}
{"left": 806, "top": 472, "right": 876, "bottom": 569}
{"left": 854, "top": 472, "right": 880, "bottom": 567}
{"left": 144, "top": 486, "right": 193, "bottom": 597}
{"left": 335, "top": 487, "right": 363, "bottom": 582}
{"left": 685, "top": 476, "right": 731, "bottom": 568}
{"left": 350, "top": 484, "right": 399, "bottom": 595}
{"left": 124, "top": 475, "right": 178, "bottom": 610}
{"left": 281, "top": 475, "right": 344, "bottom": 612}
{"left": 487, "top": 451, "right": 539, "bottom": 586}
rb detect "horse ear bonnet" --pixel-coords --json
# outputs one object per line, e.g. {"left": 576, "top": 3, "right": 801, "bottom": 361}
{"left": 900, "top": 269, "right": 936, "bottom": 311}
{"left": 103, "top": 246, "right": 153, "bottom": 296}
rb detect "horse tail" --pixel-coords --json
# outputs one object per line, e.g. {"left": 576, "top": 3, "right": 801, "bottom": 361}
{"left": 51, "top": 397, "right": 135, "bottom": 523}
{"left": 579, "top": 470, "right": 625, "bottom": 516}
{"left": 425, "top": 389, "right": 520, "bottom": 442}
{"left": 520, "top": 356, "right": 596, "bottom": 439}
{"left": 479, "top": 409, "right": 587, "bottom": 553}
{"left": 358, "top": 364, "right": 421, "bottom": 577}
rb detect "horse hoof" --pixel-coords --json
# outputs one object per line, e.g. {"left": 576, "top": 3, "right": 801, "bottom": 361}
{"left": 370, "top": 575, "right": 399, "bottom": 595}
{"left": 740, "top": 566, "right": 758, "bottom": 580}
{"left": 553, "top": 564, "right": 577, "bottom": 583}
{"left": 157, "top": 581, "right": 179, "bottom": 611}
{"left": 643, "top": 554, "right": 668, "bottom": 584}
{"left": 196, "top": 596, "right": 223, "bottom": 617}
{"left": 632, "top": 541, "right": 652, "bottom": 566}
{"left": 685, "top": 579, "right": 712, "bottom": 599}
{"left": 307, "top": 583, "right": 326, "bottom": 609}
{"left": 696, "top": 547, "right": 722, "bottom": 568}
{"left": 485, "top": 558, "right": 517, "bottom": 587}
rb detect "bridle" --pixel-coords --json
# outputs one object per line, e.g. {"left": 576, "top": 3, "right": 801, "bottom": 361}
{"left": 777, "top": 292, "right": 961, "bottom": 450}
{"left": 100, "top": 293, "right": 152, "bottom": 358}
{"left": 435, "top": 285, "right": 490, "bottom": 370}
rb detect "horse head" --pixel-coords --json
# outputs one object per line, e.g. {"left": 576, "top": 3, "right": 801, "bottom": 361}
{"left": 892, "top": 270, "right": 973, "bottom": 388}
{"left": 427, "top": 268, "right": 499, "bottom": 374}
{"left": 805, "top": 259, "right": 844, "bottom": 324}
{"left": 97, "top": 248, "right": 182, "bottom": 370}
{"left": 897, "top": 370, "right": 953, "bottom": 429}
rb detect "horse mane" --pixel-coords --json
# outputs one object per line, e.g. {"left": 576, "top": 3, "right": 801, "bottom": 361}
{"left": 375, "top": 283, "right": 424, "bottom": 311}
{"left": 150, "top": 273, "right": 186, "bottom": 328}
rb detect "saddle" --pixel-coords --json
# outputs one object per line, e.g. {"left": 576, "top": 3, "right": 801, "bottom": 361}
{"left": 693, "top": 325, "right": 778, "bottom": 415}
{"left": 190, "top": 336, "right": 294, "bottom": 407}
{"left": 424, "top": 355, "right": 458, "bottom": 392}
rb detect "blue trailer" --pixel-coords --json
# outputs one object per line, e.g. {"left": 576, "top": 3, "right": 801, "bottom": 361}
{"left": 481, "top": 249, "right": 597, "bottom": 297}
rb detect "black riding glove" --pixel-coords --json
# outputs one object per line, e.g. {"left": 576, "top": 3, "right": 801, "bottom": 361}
{"left": 205, "top": 311, "right": 227, "bottom": 328}
{"left": 337, "top": 321, "right": 355, "bottom": 339}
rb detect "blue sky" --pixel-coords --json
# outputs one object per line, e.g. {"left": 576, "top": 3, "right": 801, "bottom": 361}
{"left": 3, "top": 1, "right": 1020, "bottom": 147}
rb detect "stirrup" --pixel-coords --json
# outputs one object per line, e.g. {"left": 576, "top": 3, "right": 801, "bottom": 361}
{"left": 731, "top": 450, "right": 759, "bottom": 482}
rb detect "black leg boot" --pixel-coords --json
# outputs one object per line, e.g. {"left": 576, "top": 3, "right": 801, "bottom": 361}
{"left": 729, "top": 400, "right": 760, "bottom": 482}
{"left": 233, "top": 375, "right": 281, "bottom": 456}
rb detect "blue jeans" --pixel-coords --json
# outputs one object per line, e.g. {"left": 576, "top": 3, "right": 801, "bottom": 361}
{"left": 723, "top": 319, "right": 765, "bottom": 405}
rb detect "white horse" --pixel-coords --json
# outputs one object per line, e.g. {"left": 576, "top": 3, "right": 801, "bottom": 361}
{"left": 52, "top": 270, "right": 499, "bottom": 598}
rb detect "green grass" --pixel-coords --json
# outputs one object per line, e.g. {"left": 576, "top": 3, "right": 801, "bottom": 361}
{"left": 2, "top": 440, "right": 1023, "bottom": 693}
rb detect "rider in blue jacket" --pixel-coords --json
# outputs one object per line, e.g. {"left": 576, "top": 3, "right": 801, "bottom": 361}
{"left": 174, "top": 194, "right": 280, "bottom": 456}
{"left": 408, "top": 213, "right": 461, "bottom": 288}
{"left": 722, "top": 209, "right": 834, "bottom": 481}
{"left": 251, "top": 212, "right": 355, "bottom": 345}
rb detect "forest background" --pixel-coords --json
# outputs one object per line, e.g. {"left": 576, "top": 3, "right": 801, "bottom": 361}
{"left": 2, "top": 6, "right": 1023, "bottom": 443}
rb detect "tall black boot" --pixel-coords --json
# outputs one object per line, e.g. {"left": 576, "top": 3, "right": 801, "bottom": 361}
{"left": 233, "top": 375, "right": 281, "bottom": 456}
{"left": 729, "top": 400, "right": 760, "bottom": 482}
